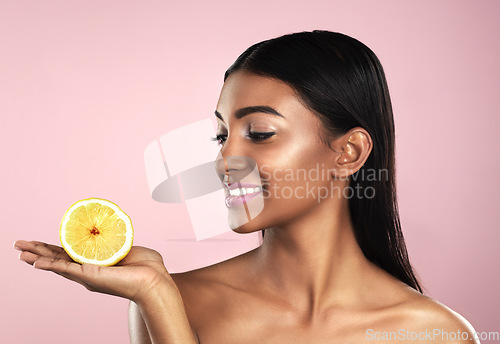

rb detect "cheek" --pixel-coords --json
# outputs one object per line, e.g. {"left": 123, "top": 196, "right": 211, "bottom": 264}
{"left": 261, "top": 138, "right": 330, "bottom": 186}
{"left": 259, "top": 149, "right": 333, "bottom": 212}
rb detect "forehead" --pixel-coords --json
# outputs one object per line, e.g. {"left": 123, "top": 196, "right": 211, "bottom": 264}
{"left": 216, "top": 71, "right": 304, "bottom": 120}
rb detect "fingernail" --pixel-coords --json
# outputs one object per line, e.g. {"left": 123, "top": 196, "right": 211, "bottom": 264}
{"left": 13, "top": 242, "right": 20, "bottom": 250}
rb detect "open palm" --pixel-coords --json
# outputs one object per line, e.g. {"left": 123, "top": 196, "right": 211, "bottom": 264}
{"left": 14, "top": 240, "right": 174, "bottom": 303}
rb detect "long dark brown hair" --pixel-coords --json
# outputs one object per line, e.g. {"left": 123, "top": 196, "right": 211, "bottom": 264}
{"left": 224, "top": 30, "right": 422, "bottom": 292}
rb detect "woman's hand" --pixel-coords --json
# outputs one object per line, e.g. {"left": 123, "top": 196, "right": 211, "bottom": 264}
{"left": 14, "top": 240, "right": 175, "bottom": 303}
{"left": 15, "top": 240, "right": 198, "bottom": 343}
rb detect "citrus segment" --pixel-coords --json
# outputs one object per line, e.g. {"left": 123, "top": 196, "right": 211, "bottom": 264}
{"left": 60, "top": 198, "right": 133, "bottom": 266}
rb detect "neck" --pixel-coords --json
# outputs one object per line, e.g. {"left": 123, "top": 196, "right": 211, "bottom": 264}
{"left": 251, "top": 197, "right": 374, "bottom": 319}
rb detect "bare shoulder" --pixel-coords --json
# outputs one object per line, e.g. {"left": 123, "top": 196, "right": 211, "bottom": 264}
{"left": 392, "top": 289, "right": 479, "bottom": 343}
{"left": 170, "top": 247, "right": 254, "bottom": 289}
{"left": 169, "top": 248, "right": 256, "bottom": 314}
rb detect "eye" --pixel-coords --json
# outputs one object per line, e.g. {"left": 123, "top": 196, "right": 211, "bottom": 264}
{"left": 210, "top": 134, "right": 227, "bottom": 146}
{"left": 248, "top": 131, "right": 276, "bottom": 141}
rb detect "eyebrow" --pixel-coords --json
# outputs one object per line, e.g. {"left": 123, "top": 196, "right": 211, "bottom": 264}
{"left": 214, "top": 105, "right": 285, "bottom": 122}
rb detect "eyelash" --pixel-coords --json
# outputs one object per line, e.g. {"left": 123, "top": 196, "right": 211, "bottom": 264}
{"left": 211, "top": 134, "right": 227, "bottom": 145}
{"left": 210, "top": 132, "right": 276, "bottom": 145}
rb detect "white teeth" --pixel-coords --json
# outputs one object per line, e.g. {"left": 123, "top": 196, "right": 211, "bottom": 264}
{"left": 228, "top": 187, "right": 262, "bottom": 196}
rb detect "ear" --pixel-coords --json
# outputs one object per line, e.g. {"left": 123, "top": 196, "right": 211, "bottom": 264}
{"left": 329, "top": 127, "right": 373, "bottom": 179}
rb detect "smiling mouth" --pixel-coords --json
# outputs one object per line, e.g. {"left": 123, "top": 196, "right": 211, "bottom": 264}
{"left": 228, "top": 186, "right": 262, "bottom": 196}
{"left": 224, "top": 182, "right": 263, "bottom": 207}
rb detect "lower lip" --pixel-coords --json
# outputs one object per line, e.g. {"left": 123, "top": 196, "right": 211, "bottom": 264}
{"left": 225, "top": 190, "right": 262, "bottom": 208}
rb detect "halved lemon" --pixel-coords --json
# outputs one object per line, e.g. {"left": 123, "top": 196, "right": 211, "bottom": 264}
{"left": 60, "top": 198, "right": 134, "bottom": 266}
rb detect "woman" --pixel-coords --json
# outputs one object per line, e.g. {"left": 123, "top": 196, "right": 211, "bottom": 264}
{"left": 14, "top": 31, "right": 478, "bottom": 343}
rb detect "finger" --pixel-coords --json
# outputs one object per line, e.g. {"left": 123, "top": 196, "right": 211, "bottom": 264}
{"left": 33, "top": 256, "right": 103, "bottom": 284}
{"left": 18, "top": 251, "right": 40, "bottom": 265}
{"left": 51, "top": 269, "right": 86, "bottom": 285}
{"left": 31, "top": 256, "right": 93, "bottom": 286}
{"left": 118, "top": 246, "right": 164, "bottom": 266}
{"left": 15, "top": 240, "right": 70, "bottom": 261}
{"left": 30, "top": 241, "right": 70, "bottom": 260}
{"left": 13, "top": 240, "right": 30, "bottom": 250}
{"left": 33, "top": 256, "right": 81, "bottom": 273}
{"left": 34, "top": 257, "right": 117, "bottom": 293}
{"left": 17, "top": 246, "right": 68, "bottom": 273}
{"left": 16, "top": 248, "right": 83, "bottom": 283}
{"left": 32, "top": 241, "right": 68, "bottom": 255}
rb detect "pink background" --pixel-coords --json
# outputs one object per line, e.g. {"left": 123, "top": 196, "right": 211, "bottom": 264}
{"left": 1, "top": 0, "right": 499, "bottom": 342}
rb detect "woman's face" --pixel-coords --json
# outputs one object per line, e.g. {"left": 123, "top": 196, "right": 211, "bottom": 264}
{"left": 215, "top": 70, "right": 341, "bottom": 232}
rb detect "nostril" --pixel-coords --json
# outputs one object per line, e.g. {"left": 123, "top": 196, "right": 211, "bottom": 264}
{"left": 215, "top": 156, "right": 258, "bottom": 184}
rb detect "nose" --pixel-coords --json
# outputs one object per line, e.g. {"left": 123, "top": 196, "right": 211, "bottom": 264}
{"left": 214, "top": 153, "right": 257, "bottom": 184}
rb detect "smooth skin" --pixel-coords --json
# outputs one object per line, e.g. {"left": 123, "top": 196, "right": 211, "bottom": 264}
{"left": 15, "top": 71, "right": 478, "bottom": 344}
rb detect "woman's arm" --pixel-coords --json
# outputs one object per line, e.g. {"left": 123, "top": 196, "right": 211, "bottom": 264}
{"left": 129, "top": 281, "right": 198, "bottom": 344}
{"left": 129, "top": 301, "right": 153, "bottom": 344}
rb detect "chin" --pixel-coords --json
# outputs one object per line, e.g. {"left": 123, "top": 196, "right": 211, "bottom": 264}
{"left": 228, "top": 216, "right": 258, "bottom": 233}
{"left": 226, "top": 193, "right": 265, "bottom": 231}
{"left": 228, "top": 208, "right": 271, "bottom": 234}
